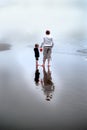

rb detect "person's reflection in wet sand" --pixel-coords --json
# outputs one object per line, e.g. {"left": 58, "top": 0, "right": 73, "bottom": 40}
{"left": 34, "top": 65, "right": 40, "bottom": 86}
{"left": 41, "top": 66, "right": 55, "bottom": 101}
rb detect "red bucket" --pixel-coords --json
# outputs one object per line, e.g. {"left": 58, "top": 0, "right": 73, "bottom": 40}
{"left": 40, "top": 48, "right": 43, "bottom": 52}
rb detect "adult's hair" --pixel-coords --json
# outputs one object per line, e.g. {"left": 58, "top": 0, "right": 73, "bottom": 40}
{"left": 46, "top": 30, "right": 50, "bottom": 35}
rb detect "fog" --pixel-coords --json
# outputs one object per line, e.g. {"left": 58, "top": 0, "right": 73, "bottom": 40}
{"left": 0, "top": 0, "right": 87, "bottom": 44}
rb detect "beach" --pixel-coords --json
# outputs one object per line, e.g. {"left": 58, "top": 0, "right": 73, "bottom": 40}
{"left": 0, "top": 0, "right": 87, "bottom": 129}
{"left": 0, "top": 42, "right": 87, "bottom": 130}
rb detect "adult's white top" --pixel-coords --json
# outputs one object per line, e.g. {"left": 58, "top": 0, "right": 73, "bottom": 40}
{"left": 40, "top": 35, "right": 54, "bottom": 48}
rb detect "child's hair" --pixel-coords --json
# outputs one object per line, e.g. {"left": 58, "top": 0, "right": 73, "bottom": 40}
{"left": 35, "top": 44, "right": 39, "bottom": 48}
{"left": 45, "top": 30, "right": 50, "bottom": 35}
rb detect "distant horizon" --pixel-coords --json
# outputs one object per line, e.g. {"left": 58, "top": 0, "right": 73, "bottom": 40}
{"left": 0, "top": 0, "right": 87, "bottom": 44}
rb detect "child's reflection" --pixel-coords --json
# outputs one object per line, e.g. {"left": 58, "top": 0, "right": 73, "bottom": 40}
{"left": 34, "top": 66, "right": 40, "bottom": 86}
{"left": 41, "top": 66, "right": 55, "bottom": 101}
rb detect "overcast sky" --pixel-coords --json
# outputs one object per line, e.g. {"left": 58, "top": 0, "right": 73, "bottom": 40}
{"left": 0, "top": 0, "right": 87, "bottom": 43}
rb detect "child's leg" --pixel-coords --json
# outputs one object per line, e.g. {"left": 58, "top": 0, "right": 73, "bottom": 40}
{"left": 36, "top": 60, "right": 38, "bottom": 65}
{"left": 36, "top": 57, "right": 38, "bottom": 66}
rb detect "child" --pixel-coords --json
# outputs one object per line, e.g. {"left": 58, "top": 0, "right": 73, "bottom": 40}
{"left": 34, "top": 43, "right": 40, "bottom": 66}
{"left": 40, "top": 30, "right": 54, "bottom": 67}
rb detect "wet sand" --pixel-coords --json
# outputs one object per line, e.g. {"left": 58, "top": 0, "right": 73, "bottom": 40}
{"left": 0, "top": 43, "right": 87, "bottom": 130}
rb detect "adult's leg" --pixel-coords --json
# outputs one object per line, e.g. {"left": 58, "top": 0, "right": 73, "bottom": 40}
{"left": 42, "top": 47, "right": 47, "bottom": 67}
{"left": 47, "top": 47, "right": 52, "bottom": 66}
{"left": 48, "top": 59, "right": 50, "bottom": 66}
{"left": 43, "top": 57, "right": 46, "bottom": 67}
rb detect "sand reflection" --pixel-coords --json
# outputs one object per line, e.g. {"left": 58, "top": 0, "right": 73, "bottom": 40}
{"left": 34, "top": 65, "right": 55, "bottom": 101}
{"left": 41, "top": 66, "right": 55, "bottom": 101}
{"left": 34, "top": 65, "right": 40, "bottom": 86}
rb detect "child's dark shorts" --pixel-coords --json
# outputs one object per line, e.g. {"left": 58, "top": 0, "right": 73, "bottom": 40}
{"left": 36, "top": 57, "right": 39, "bottom": 60}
